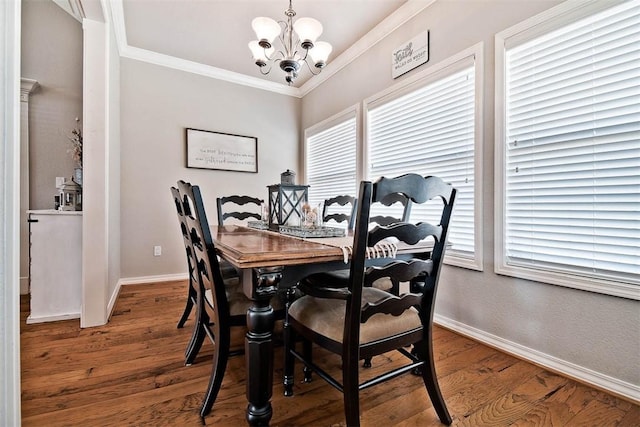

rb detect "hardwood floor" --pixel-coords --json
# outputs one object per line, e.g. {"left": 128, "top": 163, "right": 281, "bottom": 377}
{"left": 21, "top": 281, "right": 639, "bottom": 426}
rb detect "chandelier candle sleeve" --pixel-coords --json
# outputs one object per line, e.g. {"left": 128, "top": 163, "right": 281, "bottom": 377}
{"left": 309, "top": 41, "right": 332, "bottom": 68}
{"left": 252, "top": 17, "right": 281, "bottom": 47}
{"left": 293, "top": 17, "right": 322, "bottom": 47}
{"left": 249, "top": 0, "right": 332, "bottom": 84}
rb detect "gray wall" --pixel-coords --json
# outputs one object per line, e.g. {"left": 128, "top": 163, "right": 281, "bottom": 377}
{"left": 119, "top": 58, "right": 300, "bottom": 279}
{"left": 301, "top": 0, "right": 639, "bottom": 389}
{"left": 21, "top": 0, "right": 82, "bottom": 209}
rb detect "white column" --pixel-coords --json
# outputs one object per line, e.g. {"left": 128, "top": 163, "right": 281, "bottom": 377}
{"left": 1, "top": 0, "right": 23, "bottom": 424}
{"left": 81, "top": 17, "right": 108, "bottom": 327}
{"left": 20, "top": 78, "right": 39, "bottom": 295}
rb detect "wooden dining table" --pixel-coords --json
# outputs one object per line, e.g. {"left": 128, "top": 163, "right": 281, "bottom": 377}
{"left": 211, "top": 224, "right": 434, "bottom": 426}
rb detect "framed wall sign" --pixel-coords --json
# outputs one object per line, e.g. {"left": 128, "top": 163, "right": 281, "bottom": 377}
{"left": 392, "top": 30, "right": 430, "bottom": 79}
{"left": 186, "top": 128, "right": 258, "bottom": 173}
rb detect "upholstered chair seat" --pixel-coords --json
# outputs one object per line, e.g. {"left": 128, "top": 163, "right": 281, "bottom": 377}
{"left": 289, "top": 287, "right": 421, "bottom": 347}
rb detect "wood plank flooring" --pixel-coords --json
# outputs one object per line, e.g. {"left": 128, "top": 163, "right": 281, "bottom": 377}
{"left": 20, "top": 281, "right": 639, "bottom": 426}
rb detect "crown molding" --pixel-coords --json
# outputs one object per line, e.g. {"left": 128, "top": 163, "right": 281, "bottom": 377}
{"left": 108, "top": 0, "right": 128, "bottom": 56}
{"left": 109, "top": 0, "right": 301, "bottom": 96}
{"left": 53, "top": 0, "right": 85, "bottom": 22}
{"left": 121, "top": 45, "right": 301, "bottom": 97}
{"left": 106, "top": 0, "right": 435, "bottom": 98}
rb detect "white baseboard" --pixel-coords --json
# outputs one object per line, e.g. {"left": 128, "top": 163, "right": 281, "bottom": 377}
{"left": 118, "top": 273, "right": 188, "bottom": 286}
{"left": 107, "top": 280, "right": 122, "bottom": 320}
{"left": 26, "top": 312, "right": 80, "bottom": 324}
{"left": 434, "top": 314, "right": 640, "bottom": 404}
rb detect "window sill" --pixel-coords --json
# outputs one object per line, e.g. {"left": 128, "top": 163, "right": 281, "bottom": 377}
{"left": 495, "top": 263, "right": 640, "bottom": 301}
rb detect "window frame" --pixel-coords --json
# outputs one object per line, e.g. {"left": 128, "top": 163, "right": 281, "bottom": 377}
{"left": 494, "top": 0, "right": 640, "bottom": 300}
{"left": 363, "top": 43, "right": 484, "bottom": 271}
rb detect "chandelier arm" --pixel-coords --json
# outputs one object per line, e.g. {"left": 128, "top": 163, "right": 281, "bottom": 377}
{"left": 259, "top": 64, "right": 273, "bottom": 75}
{"left": 263, "top": 47, "right": 273, "bottom": 62}
{"left": 265, "top": 47, "right": 286, "bottom": 62}
{"left": 298, "top": 47, "right": 310, "bottom": 62}
{"left": 302, "top": 58, "right": 322, "bottom": 76}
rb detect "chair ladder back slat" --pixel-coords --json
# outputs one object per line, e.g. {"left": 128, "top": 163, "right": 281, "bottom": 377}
{"left": 217, "top": 194, "right": 263, "bottom": 226}
{"left": 365, "top": 259, "right": 434, "bottom": 286}
{"left": 322, "top": 195, "right": 358, "bottom": 230}
{"left": 369, "top": 192, "right": 411, "bottom": 226}
{"left": 361, "top": 293, "right": 422, "bottom": 322}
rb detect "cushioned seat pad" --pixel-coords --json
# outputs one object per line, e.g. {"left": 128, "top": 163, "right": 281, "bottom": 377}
{"left": 288, "top": 287, "right": 421, "bottom": 345}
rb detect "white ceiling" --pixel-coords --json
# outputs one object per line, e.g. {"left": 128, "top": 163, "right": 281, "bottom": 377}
{"left": 57, "top": 0, "right": 434, "bottom": 96}
{"left": 120, "top": 0, "right": 408, "bottom": 89}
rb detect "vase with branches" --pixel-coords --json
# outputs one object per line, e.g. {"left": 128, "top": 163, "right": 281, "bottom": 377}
{"left": 68, "top": 117, "right": 82, "bottom": 168}
{"left": 67, "top": 117, "right": 83, "bottom": 185}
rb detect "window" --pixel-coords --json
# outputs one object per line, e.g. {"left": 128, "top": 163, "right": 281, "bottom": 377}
{"left": 304, "top": 106, "right": 358, "bottom": 210}
{"left": 495, "top": 0, "right": 640, "bottom": 299}
{"left": 365, "top": 45, "right": 483, "bottom": 270}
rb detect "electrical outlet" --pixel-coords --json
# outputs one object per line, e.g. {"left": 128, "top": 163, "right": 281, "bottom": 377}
{"left": 56, "top": 177, "right": 65, "bottom": 188}
{"left": 153, "top": 246, "right": 162, "bottom": 256}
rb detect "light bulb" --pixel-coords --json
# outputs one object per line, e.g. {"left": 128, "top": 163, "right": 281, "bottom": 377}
{"left": 248, "top": 41, "right": 274, "bottom": 66}
{"left": 251, "top": 17, "right": 281, "bottom": 48}
{"left": 293, "top": 17, "right": 322, "bottom": 49}
{"left": 309, "top": 41, "right": 332, "bottom": 67}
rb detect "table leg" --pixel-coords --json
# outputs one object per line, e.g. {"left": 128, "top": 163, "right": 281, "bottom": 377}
{"left": 244, "top": 266, "right": 282, "bottom": 426}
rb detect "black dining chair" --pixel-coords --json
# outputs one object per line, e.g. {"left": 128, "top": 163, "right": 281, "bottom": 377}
{"left": 283, "top": 174, "right": 456, "bottom": 427}
{"left": 216, "top": 194, "right": 263, "bottom": 226}
{"left": 215, "top": 195, "right": 265, "bottom": 292}
{"left": 171, "top": 187, "right": 239, "bottom": 364}
{"left": 322, "top": 195, "right": 358, "bottom": 230}
{"left": 171, "top": 187, "right": 199, "bottom": 341}
{"left": 175, "top": 180, "right": 283, "bottom": 419}
{"left": 300, "top": 191, "right": 411, "bottom": 369}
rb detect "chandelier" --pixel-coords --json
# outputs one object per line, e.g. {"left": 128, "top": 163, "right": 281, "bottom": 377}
{"left": 248, "top": 0, "right": 332, "bottom": 85}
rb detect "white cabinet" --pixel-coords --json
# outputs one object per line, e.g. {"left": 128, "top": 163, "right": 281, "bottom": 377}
{"left": 27, "top": 210, "right": 82, "bottom": 323}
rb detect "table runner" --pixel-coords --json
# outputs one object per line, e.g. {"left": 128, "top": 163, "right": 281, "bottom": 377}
{"left": 305, "top": 235, "right": 398, "bottom": 264}
{"left": 245, "top": 223, "right": 399, "bottom": 263}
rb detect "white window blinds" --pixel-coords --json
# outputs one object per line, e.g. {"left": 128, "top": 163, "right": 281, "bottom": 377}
{"left": 306, "top": 116, "right": 358, "bottom": 208}
{"left": 367, "top": 65, "right": 477, "bottom": 261}
{"left": 504, "top": 1, "right": 640, "bottom": 285}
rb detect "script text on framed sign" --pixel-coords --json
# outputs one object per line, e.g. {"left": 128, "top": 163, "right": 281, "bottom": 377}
{"left": 186, "top": 128, "right": 258, "bottom": 173}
